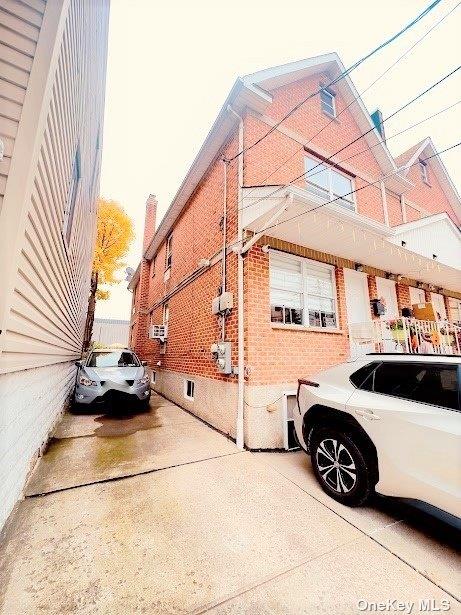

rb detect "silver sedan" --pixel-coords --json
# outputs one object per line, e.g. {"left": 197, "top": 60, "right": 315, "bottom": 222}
{"left": 74, "top": 348, "right": 151, "bottom": 411}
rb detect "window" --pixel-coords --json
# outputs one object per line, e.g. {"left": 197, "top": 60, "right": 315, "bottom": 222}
{"left": 151, "top": 371, "right": 156, "bottom": 385}
{"left": 163, "top": 303, "right": 169, "bottom": 326}
{"left": 151, "top": 256, "right": 156, "bottom": 278}
{"left": 372, "top": 362, "right": 459, "bottom": 410}
{"left": 449, "top": 297, "right": 461, "bottom": 325}
{"left": 270, "top": 252, "right": 337, "bottom": 329}
{"left": 305, "top": 156, "right": 355, "bottom": 210}
{"left": 166, "top": 234, "right": 173, "bottom": 269}
{"left": 320, "top": 88, "right": 336, "bottom": 117}
{"left": 350, "top": 362, "right": 379, "bottom": 389}
{"left": 87, "top": 350, "right": 139, "bottom": 368}
{"left": 63, "top": 148, "right": 81, "bottom": 243}
{"left": 184, "top": 379, "right": 195, "bottom": 400}
{"left": 419, "top": 159, "right": 429, "bottom": 183}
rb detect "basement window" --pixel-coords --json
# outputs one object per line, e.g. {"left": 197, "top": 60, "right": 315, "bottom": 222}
{"left": 151, "top": 371, "right": 156, "bottom": 385}
{"left": 184, "top": 379, "right": 195, "bottom": 400}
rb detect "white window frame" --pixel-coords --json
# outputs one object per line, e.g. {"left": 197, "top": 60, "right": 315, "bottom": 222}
{"left": 304, "top": 155, "right": 356, "bottom": 212}
{"left": 165, "top": 234, "right": 173, "bottom": 270}
{"left": 419, "top": 159, "right": 429, "bottom": 184}
{"left": 269, "top": 251, "right": 339, "bottom": 330}
{"left": 320, "top": 88, "right": 336, "bottom": 118}
{"left": 184, "top": 379, "right": 195, "bottom": 401}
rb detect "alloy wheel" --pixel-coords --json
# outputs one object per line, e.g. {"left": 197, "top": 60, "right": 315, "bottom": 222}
{"left": 316, "top": 438, "right": 357, "bottom": 493}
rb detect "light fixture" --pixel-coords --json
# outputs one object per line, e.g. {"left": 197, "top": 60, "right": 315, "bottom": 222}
{"left": 429, "top": 284, "right": 435, "bottom": 292}
{"left": 261, "top": 244, "right": 270, "bottom": 253}
{"left": 396, "top": 274, "right": 403, "bottom": 282}
{"left": 432, "top": 254, "right": 437, "bottom": 260}
{"left": 354, "top": 262, "right": 364, "bottom": 272}
{"left": 401, "top": 240, "right": 406, "bottom": 247}
{"left": 416, "top": 281, "right": 424, "bottom": 289}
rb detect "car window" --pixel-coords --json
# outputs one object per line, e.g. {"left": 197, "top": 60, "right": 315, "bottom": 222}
{"left": 87, "top": 351, "right": 139, "bottom": 368}
{"left": 373, "top": 362, "right": 459, "bottom": 410}
{"left": 350, "top": 362, "right": 379, "bottom": 389}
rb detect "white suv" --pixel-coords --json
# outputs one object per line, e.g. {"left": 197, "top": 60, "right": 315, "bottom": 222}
{"left": 295, "top": 354, "right": 460, "bottom": 519}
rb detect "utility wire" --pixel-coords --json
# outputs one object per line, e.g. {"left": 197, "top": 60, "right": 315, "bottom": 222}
{"left": 250, "top": 142, "right": 461, "bottom": 239}
{"left": 226, "top": 0, "right": 443, "bottom": 162}
{"left": 243, "top": 0, "right": 461, "bottom": 199}
{"left": 238, "top": 64, "right": 461, "bottom": 212}
{"left": 240, "top": 98, "right": 461, "bottom": 211}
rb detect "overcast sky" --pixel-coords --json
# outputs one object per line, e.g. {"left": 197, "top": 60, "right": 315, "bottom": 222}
{"left": 96, "top": 0, "right": 461, "bottom": 319}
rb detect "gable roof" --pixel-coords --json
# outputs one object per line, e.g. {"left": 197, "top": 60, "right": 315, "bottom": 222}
{"left": 394, "top": 138, "right": 427, "bottom": 169}
{"left": 395, "top": 137, "right": 461, "bottom": 218}
{"left": 142, "top": 54, "right": 452, "bottom": 261}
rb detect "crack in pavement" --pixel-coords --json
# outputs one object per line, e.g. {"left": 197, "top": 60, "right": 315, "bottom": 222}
{"left": 25, "top": 450, "right": 244, "bottom": 498}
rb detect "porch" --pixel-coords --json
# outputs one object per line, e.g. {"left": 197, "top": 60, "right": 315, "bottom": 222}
{"left": 349, "top": 317, "right": 461, "bottom": 357}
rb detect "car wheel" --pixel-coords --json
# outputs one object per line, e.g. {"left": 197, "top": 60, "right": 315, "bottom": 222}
{"left": 139, "top": 397, "right": 151, "bottom": 411}
{"left": 310, "top": 427, "right": 374, "bottom": 507}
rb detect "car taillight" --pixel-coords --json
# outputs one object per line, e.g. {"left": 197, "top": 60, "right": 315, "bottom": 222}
{"left": 296, "top": 378, "right": 319, "bottom": 410}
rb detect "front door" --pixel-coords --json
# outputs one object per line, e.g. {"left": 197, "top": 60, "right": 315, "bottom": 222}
{"left": 344, "top": 269, "right": 371, "bottom": 358}
{"left": 431, "top": 292, "right": 447, "bottom": 320}
{"left": 375, "top": 277, "right": 398, "bottom": 320}
{"left": 375, "top": 277, "right": 399, "bottom": 352}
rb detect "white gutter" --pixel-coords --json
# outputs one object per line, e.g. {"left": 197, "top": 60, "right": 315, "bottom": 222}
{"left": 228, "top": 105, "right": 245, "bottom": 450}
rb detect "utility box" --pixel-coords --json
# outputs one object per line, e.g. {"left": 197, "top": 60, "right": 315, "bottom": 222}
{"left": 210, "top": 341, "right": 232, "bottom": 374}
{"left": 219, "top": 291, "right": 233, "bottom": 311}
{"left": 211, "top": 296, "right": 221, "bottom": 315}
{"left": 211, "top": 292, "right": 234, "bottom": 315}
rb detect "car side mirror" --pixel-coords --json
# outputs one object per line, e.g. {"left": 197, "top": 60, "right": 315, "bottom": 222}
{"left": 141, "top": 360, "right": 147, "bottom": 366}
{"left": 75, "top": 360, "right": 83, "bottom": 367}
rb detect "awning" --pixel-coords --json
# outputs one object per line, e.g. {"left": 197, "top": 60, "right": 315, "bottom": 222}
{"left": 242, "top": 185, "right": 461, "bottom": 292}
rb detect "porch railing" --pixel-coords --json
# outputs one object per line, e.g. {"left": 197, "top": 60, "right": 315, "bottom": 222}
{"left": 349, "top": 318, "right": 461, "bottom": 357}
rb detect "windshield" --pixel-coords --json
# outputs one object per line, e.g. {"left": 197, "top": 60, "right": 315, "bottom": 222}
{"left": 87, "top": 351, "right": 140, "bottom": 368}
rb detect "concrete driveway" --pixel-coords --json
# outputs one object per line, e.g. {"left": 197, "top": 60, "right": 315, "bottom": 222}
{"left": 0, "top": 393, "right": 460, "bottom": 614}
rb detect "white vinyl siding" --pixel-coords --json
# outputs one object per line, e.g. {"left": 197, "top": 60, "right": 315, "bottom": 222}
{"left": 0, "top": 0, "right": 46, "bottom": 214}
{"left": 0, "top": 0, "right": 110, "bottom": 373}
{"left": 305, "top": 155, "right": 355, "bottom": 211}
{"left": 270, "top": 251, "right": 338, "bottom": 329}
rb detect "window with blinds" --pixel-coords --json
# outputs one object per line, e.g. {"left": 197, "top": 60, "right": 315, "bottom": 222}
{"left": 270, "top": 252, "right": 337, "bottom": 328}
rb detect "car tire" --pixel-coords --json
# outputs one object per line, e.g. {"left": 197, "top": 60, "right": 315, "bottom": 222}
{"left": 310, "top": 426, "right": 374, "bottom": 507}
{"left": 139, "top": 397, "right": 151, "bottom": 411}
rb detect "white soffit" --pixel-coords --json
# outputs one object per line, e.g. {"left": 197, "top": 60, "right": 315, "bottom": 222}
{"left": 243, "top": 187, "right": 461, "bottom": 292}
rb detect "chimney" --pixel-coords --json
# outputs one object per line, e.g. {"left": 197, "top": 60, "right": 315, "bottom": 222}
{"left": 143, "top": 194, "right": 157, "bottom": 252}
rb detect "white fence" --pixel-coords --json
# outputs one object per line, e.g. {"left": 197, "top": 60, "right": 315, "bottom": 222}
{"left": 349, "top": 318, "right": 461, "bottom": 357}
{"left": 92, "top": 318, "right": 130, "bottom": 347}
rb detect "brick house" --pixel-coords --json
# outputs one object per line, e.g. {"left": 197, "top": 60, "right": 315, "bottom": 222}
{"left": 130, "top": 54, "right": 461, "bottom": 450}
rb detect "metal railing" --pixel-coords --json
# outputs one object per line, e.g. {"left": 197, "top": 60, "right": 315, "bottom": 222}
{"left": 349, "top": 318, "right": 461, "bottom": 357}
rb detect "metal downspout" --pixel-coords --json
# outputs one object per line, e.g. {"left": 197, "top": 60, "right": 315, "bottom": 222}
{"left": 227, "top": 105, "right": 245, "bottom": 450}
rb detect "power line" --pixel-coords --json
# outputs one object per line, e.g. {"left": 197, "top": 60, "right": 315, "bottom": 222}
{"left": 238, "top": 64, "right": 461, "bottom": 212}
{"left": 243, "top": 0, "right": 461, "bottom": 199}
{"left": 251, "top": 142, "right": 461, "bottom": 238}
{"left": 226, "top": 0, "right": 443, "bottom": 162}
{"left": 240, "top": 98, "right": 461, "bottom": 212}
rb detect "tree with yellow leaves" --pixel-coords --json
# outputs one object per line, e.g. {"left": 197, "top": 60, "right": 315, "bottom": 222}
{"left": 83, "top": 198, "right": 134, "bottom": 349}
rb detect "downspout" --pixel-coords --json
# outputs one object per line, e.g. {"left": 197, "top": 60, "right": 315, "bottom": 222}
{"left": 227, "top": 105, "right": 245, "bottom": 450}
{"left": 221, "top": 158, "right": 228, "bottom": 341}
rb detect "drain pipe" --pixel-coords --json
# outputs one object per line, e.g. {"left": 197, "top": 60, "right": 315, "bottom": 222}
{"left": 227, "top": 104, "right": 245, "bottom": 450}
{"left": 221, "top": 158, "right": 228, "bottom": 341}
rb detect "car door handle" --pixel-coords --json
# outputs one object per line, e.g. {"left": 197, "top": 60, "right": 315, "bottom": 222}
{"left": 355, "top": 409, "right": 381, "bottom": 421}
